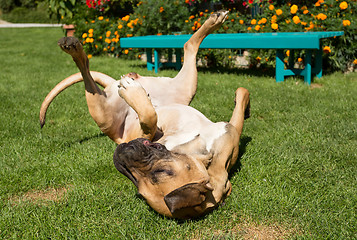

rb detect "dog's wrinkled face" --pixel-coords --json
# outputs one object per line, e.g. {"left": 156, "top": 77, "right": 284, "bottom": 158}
{"left": 113, "top": 138, "right": 213, "bottom": 218}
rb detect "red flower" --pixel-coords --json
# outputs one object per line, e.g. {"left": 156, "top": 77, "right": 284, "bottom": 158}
{"left": 249, "top": 0, "right": 254, "bottom": 3}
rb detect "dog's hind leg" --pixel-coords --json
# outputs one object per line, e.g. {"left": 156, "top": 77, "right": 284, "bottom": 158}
{"left": 172, "top": 11, "right": 228, "bottom": 105}
{"left": 57, "top": 37, "right": 127, "bottom": 143}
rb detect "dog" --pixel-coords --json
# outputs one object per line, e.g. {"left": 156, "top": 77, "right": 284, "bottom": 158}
{"left": 40, "top": 11, "right": 250, "bottom": 219}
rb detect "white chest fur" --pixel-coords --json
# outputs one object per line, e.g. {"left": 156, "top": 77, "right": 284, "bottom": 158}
{"left": 156, "top": 105, "right": 227, "bottom": 152}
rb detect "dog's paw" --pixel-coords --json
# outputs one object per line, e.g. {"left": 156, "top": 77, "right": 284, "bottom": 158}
{"left": 58, "top": 37, "right": 83, "bottom": 55}
{"left": 203, "top": 10, "right": 229, "bottom": 32}
{"left": 118, "top": 77, "right": 146, "bottom": 99}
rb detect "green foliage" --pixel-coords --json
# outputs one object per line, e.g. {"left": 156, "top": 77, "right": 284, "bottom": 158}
{"left": 72, "top": 0, "right": 356, "bottom": 72}
{"left": 47, "top": 0, "right": 79, "bottom": 23}
{"left": 1, "top": 3, "right": 57, "bottom": 23}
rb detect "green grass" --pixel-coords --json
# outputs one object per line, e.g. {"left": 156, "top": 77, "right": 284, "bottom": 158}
{"left": 0, "top": 27, "right": 356, "bottom": 239}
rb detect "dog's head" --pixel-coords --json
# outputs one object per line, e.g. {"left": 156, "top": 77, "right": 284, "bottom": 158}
{"left": 113, "top": 138, "right": 213, "bottom": 219}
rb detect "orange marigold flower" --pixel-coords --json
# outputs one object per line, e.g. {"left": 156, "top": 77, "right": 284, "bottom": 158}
{"left": 118, "top": 24, "right": 123, "bottom": 29}
{"left": 298, "top": 58, "right": 303, "bottom": 62}
{"left": 271, "top": 23, "right": 278, "bottom": 30}
{"left": 189, "top": 15, "right": 195, "bottom": 20}
{"left": 339, "top": 1, "right": 348, "bottom": 10}
{"left": 88, "top": 33, "right": 93, "bottom": 38}
{"left": 303, "top": 10, "right": 309, "bottom": 14}
{"left": 106, "top": 31, "right": 111, "bottom": 37}
{"left": 260, "top": 18, "right": 267, "bottom": 24}
{"left": 285, "top": 19, "right": 291, "bottom": 24}
{"left": 342, "top": 20, "right": 351, "bottom": 26}
{"left": 124, "top": 49, "right": 129, "bottom": 54}
{"left": 98, "top": 16, "right": 104, "bottom": 20}
{"left": 231, "top": 19, "right": 235, "bottom": 22}
{"left": 317, "top": 13, "right": 327, "bottom": 20}
{"left": 122, "top": 15, "right": 130, "bottom": 21}
{"left": 256, "top": 56, "right": 261, "bottom": 62}
{"left": 276, "top": 9, "right": 283, "bottom": 16}
{"left": 255, "top": 25, "right": 261, "bottom": 31}
{"left": 82, "top": 33, "right": 88, "bottom": 38}
{"left": 293, "top": 16, "right": 301, "bottom": 24}
{"left": 192, "top": 26, "right": 196, "bottom": 31}
{"left": 323, "top": 46, "right": 331, "bottom": 54}
{"left": 239, "top": 19, "right": 244, "bottom": 24}
{"left": 290, "top": 4, "right": 298, "bottom": 14}
{"left": 301, "top": 21, "right": 307, "bottom": 26}
{"left": 88, "top": 54, "right": 92, "bottom": 59}
{"left": 126, "top": 34, "right": 133, "bottom": 37}
{"left": 127, "top": 22, "right": 133, "bottom": 28}
{"left": 159, "top": 7, "right": 164, "bottom": 13}
{"left": 286, "top": 50, "right": 290, "bottom": 57}
{"left": 251, "top": 19, "right": 257, "bottom": 25}
{"left": 88, "top": 29, "right": 93, "bottom": 34}
{"left": 105, "top": 38, "right": 111, "bottom": 44}
{"left": 199, "top": 12, "right": 204, "bottom": 17}
{"left": 269, "top": 5, "right": 274, "bottom": 10}
{"left": 353, "top": 59, "right": 357, "bottom": 65}
{"left": 315, "top": 2, "right": 321, "bottom": 6}
{"left": 247, "top": 27, "right": 252, "bottom": 31}
{"left": 185, "top": 0, "right": 189, "bottom": 3}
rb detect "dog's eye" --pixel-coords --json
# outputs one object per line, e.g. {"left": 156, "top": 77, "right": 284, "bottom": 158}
{"left": 153, "top": 169, "right": 174, "bottom": 176}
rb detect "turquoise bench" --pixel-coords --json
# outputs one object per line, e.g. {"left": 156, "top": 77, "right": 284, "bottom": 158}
{"left": 120, "top": 31, "right": 344, "bottom": 85}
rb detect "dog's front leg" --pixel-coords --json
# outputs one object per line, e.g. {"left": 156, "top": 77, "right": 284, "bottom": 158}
{"left": 118, "top": 77, "right": 157, "bottom": 141}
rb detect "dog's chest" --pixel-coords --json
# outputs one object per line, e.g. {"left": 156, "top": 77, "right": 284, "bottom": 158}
{"left": 156, "top": 105, "right": 228, "bottom": 152}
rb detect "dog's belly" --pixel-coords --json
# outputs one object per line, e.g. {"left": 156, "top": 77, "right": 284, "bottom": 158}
{"left": 156, "top": 104, "right": 228, "bottom": 152}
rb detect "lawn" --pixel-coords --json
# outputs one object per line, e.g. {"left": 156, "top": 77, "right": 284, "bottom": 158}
{"left": 0, "top": 27, "right": 356, "bottom": 239}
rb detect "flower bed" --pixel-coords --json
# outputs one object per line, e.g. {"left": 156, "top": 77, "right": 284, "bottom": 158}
{"left": 71, "top": 0, "right": 356, "bottom": 72}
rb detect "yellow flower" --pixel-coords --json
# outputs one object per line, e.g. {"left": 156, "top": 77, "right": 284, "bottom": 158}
{"left": 276, "top": 9, "right": 283, "bottom": 16}
{"left": 106, "top": 31, "right": 111, "bottom": 38}
{"left": 271, "top": 23, "right": 278, "bottom": 30}
{"left": 271, "top": 15, "right": 277, "bottom": 23}
{"left": 256, "top": 56, "right": 261, "bottom": 62}
{"left": 88, "top": 29, "right": 94, "bottom": 34}
{"left": 286, "top": 50, "right": 290, "bottom": 57}
{"left": 343, "top": 20, "right": 351, "bottom": 26}
{"left": 105, "top": 38, "right": 111, "bottom": 44}
{"left": 339, "top": 1, "right": 348, "bottom": 10}
{"left": 82, "top": 33, "right": 88, "bottom": 38}
{"left": 122, "top": 15, "right": 130, "bottom": 21}
{"left": 251, "top": 19, "right": 257, "bottom": 25}
{"left": 103, "top": 48, "right": 107, "bottom": 52}
{"left": 124, "top": 49, "right": 129, "bottom": 54}
{"left": 293, "top": 16, "right": 301, "bottom": 24}
{"left": 98, "top": 16, "right": 104, "bottom": 20}
{"left": 269, "top": 5, "right": 274, "bottom": 10}
{"left": 353, "top": 59, "right": 357, "bottom": 65}
{"left": 88, "top": 33, "right": 93, "bottom": 38}
{"left": 239, "top": 19, "right": 244, "bottom": 24}
{"left": 127, "top": 22, "right": 133, "bottom": 28}
{"left": 290, "top": 4, "right": 298, "bottom": 14}
{"left": 255, "top": 25, "right": 261, "bottom": 31}
{"left": 285, "top": 19, "right": 291, "bottom": 24}
{"left": 88, "top": 54, "right": 92, "bottom": 59}
{"left": 323, "top": 46, "right": 331, "bottom": 54}
{"left": 118, "top": 24, "right": 123, "bottom": 29}
{"left": 159, "top": 7, "right": 164, "bottom": 13}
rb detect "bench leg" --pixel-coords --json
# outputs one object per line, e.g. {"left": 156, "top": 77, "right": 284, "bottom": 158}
{"left": 146, "top": 49, "right": 154, "bottom": 71}
{"left": 154, "top": 49, "right": 160, "bottom": 74}
{"left": 276, "top": 49, "right": 285, "bottom": 83}
{"left": 315, "top": 48, "right": 323, "bottom": 79}
{"left": 304, "top": 50, "right": 312, "bottom": 85}
{"left": 288, "top": 49, "right": 295, "bottom": 69}
{"left": 175, "top": 49, "right": 182, "bottom": 70}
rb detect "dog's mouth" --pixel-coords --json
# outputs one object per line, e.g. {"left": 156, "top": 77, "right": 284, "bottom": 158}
{"left": 113, "top": 138, "right": 170, "bottom": 187}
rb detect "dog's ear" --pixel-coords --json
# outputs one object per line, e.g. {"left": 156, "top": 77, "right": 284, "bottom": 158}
{"left": 164, "top": 182, "right": 213, "bottom": 214}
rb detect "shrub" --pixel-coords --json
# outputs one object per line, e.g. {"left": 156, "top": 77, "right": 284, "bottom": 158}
{"left": 74, "top": 0, "right": 356, "bottom": 72}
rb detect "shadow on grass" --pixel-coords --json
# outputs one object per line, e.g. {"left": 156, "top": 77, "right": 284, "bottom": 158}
{"left": 229, "top": 135, "right": 252, "bottom": 179}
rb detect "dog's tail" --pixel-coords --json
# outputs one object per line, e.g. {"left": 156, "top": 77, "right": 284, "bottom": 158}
{"left": 39, "top": 71, "right": 116, "bottom": 128}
